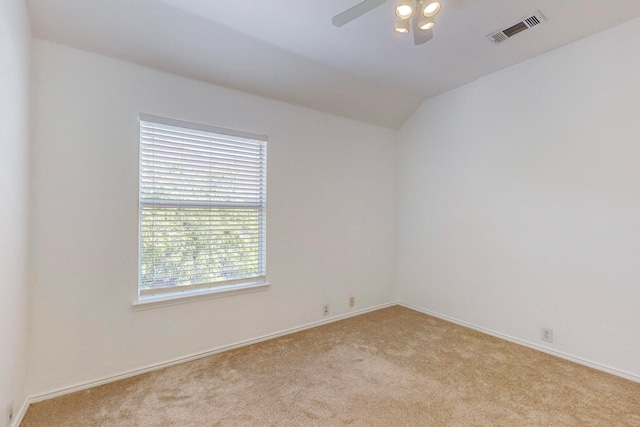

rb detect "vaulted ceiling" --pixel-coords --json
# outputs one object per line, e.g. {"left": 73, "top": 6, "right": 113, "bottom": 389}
{"left": 26, "top": 0, "right": 640, "bottom": 128}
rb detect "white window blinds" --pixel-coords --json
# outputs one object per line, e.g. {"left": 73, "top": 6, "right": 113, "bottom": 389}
{"left": 139, "top": 114, "right": 267, "bottom": 299}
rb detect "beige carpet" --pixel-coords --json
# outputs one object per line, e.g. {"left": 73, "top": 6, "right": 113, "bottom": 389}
{"left": 21, "top": 306, "right": 640, "bottom": 426}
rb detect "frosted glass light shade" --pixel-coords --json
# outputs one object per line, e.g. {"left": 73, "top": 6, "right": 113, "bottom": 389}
{"left": 422, "top": 1, "right": 441, "bottom": 17}
{"left": 394, "top": 18, "right": 410, "bottom": 33}
{"left": 418, "top": 16, "right": 435, "bottom": 30}
{"left": 395, "top": 1, "right": 414, "bottom": 19}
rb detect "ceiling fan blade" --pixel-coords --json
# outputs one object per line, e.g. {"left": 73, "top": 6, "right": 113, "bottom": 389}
{"left": 413, "top": 28, "right": 433, "bottom": 45}
{"left": 412, "top": 12, "right": 434, "bottom": 45}
{"left": 332, "top": 0, "right": 387, "bottom": 27}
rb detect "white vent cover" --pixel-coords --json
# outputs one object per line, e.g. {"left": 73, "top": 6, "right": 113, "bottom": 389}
{"left": 487, "top": 11, "right": 547, "bottom": 44}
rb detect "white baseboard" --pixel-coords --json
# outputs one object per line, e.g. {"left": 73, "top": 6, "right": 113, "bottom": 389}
{"left": 400, "top": 303, "right": 640, "bottom": 384}
{"left": 18, "top": 300, "right": 636, "bottom": 427}
{"left": 25, "top": 301, "right": 398, "bottom": 409}
{"left": 11, "top": 398, "right": 30, "bottom": 427}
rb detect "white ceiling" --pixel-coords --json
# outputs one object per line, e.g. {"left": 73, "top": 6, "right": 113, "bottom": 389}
{"left": 26, "top": 0, "right": 640, "bottom": 128}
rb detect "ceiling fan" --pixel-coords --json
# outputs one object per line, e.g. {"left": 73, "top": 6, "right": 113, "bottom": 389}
{"left": 332, "top": 0, "right": 442, "bottom": 45}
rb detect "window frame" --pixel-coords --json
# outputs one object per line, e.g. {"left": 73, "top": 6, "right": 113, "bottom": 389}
{"left": 135, "top": 114, "right": 268, "bottom": 307}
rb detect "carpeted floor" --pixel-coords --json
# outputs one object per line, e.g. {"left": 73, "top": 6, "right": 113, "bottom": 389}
{"left": 21, "top": 306, "right": 640, "bottom": 426}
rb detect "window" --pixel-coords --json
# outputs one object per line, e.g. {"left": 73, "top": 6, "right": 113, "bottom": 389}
{"left": 138, "top": 114, "right": 267, "bottom": 301}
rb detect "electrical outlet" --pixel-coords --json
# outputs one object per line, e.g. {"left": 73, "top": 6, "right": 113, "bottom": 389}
{"left": 323, "top": 304, "right": 329, "bottom": 316}
{"left": 349, "top": 297, "right": 355, "bottom": 308}
{"left": 541, "top": 327, "right": 553, "bottom": 343}
{"left": 6, "top": 402, "right": 13, "bottom": 427}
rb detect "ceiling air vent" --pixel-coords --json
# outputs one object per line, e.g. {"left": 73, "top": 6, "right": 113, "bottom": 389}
{"left": 487, "top": 11, "right": 547, "bottom": 44}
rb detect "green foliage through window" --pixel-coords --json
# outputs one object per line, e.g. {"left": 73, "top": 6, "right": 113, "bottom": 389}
{"left": 139, "top": 115, "right": 267, "bottom": 298}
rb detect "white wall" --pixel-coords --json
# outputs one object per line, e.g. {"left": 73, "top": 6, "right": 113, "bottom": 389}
{"left": 0, "top": 0, "right": 31, "bottom": 423}
{"left": 397, "top": 17, "right": 640, "bottom": 379}
{"left": 28, "top": 40, "right": 397, "bottom": 396}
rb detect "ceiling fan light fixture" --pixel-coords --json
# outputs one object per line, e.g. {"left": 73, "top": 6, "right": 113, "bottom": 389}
{"left": 418, "top": 16, "right": 436, "bottom": 30}
{"left": 422, "top": 1, "right": 441, "bottom": 17}
{"left": 395, "top": 0, "right": 414, "bottom": 19}
{"left": 332, "top": 0, "right": 440, "bottom": 45}
{"left": 393, "top": 18, "right": 410, "bottom": 33}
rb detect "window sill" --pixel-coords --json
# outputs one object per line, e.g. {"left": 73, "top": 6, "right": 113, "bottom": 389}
{"left": 132, "top": 281, "right": 271, "bottom": 311}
